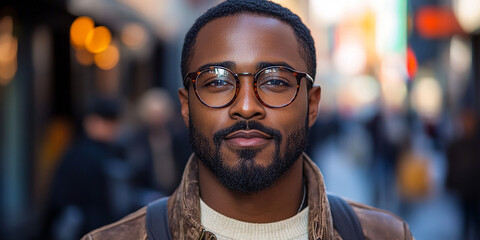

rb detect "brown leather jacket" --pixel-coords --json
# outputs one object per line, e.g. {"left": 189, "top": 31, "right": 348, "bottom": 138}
{"left": 82, "top": 153, "right": 413, "bottom": 240}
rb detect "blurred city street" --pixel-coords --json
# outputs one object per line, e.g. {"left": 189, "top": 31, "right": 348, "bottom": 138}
{"left": 1, "top": 0, "right": 479, "bottom": 239}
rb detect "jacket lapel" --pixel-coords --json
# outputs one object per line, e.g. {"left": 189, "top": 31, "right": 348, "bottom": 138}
{"left": 303, "top": 153, "right": 334, "bottom": 240}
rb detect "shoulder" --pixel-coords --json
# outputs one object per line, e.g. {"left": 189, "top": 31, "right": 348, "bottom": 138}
{"left": 347, "top": 200, "right": 414, "bottom": 240}
{"left": 81, "top": 207, "right": 148, "bottom": 240}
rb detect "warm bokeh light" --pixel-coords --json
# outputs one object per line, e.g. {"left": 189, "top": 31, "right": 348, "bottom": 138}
{"left": 0, "top": 58, "right": 17, "bottom": 85}
{"left": 70, "top": 16, "right": 94, "bottom": 49}
{"left": 121, "top": 23, "right": 147, "bottom": 50}
{"left": 407, "top": 47, "right": 418, "bottom": 79}
{"left": 75, "top": 49, "right": 94, "bottom": 66}
{"left": 85, "top": 26, "right": 112, "bottom": 54}
{"left": 411, "top": 77, "right": 443, "bottom": 119}
{"left": 338, "top": 75, "right": 380, "bottom": 115}
{"left": 0, "top": 15, "right": 13, "bottom": 33}
{"left": 94, "top": 43, "right": 119, "bottom": 70}
{"left": 453, "top": 0, "right": 480, "bottom": 33}
{"left": 381, "top": 78, "right": 407, "bottom": 111}
{"left": 351, "top": 75, "right": 380, "bottom": 106}
{"left": 309, "top": 0, "right": 366, "bottom": 25}
{"left": 0, "top": 29, "right": 17, "bottom": 64}
{"left": 396, "top": 151, "right": 432, "bottom": 200}
{"left": 379, "top": 55, "right": 407, "bottom": 111}
{"left": 334, "top": 38, "right": 367, "bottom": 76}
{"left": 449, "top": 35, "right": 471, "bottom": 75}
{"left": 416, "top": 7, "right": 464, "bottom": 38}
{"left": 0, "top": 16, "right": 17, "bottom": 85}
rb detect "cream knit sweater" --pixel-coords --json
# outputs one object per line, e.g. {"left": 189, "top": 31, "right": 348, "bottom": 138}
{"left": 200, "top": 199, "right": 308, "bottom": 240}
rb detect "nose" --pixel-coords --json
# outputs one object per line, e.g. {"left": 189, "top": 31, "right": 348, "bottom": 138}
{"left": 228, "top": 76, "right": 266, "bottom": 120}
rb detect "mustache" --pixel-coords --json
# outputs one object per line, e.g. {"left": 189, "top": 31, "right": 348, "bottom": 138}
{"left": 213, "top": 121, "right": 282, "bottom": 145}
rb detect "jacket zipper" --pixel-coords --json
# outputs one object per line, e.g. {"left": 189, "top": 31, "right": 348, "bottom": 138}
{"left": 198, "top": 228, "right": 217, "bottom": 240}
{"left": 198, "top": 228, "right": 205, "bottom": 240}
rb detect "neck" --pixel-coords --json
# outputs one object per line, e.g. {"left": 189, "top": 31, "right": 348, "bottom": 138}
{"left": 198, "top": 154, "right": 304, "bottom": 223}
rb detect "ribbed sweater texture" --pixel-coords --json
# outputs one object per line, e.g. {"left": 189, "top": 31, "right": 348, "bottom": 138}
{"left": 200, "top": 199, "right": 308, "bottom": 240}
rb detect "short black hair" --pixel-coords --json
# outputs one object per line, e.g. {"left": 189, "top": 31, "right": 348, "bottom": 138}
{"left": 181, "top": 0, "right": 316, "bottom": 88}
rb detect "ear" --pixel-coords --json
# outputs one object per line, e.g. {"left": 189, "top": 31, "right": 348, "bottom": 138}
{"left": 178, "top": 88, "right": 190, "bottom": 128}
{"left": 307, "top": 86, "right": 321, "bottom": 128}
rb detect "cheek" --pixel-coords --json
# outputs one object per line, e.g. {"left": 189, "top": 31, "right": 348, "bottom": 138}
{"left": 278, "top": 87, "right": 309, "bottom": 126}
{"left": 189, "top": 98, "right": 230, "bottom": 137}
{"left": 266, "top": 110, "right": 307, "bottom": 148}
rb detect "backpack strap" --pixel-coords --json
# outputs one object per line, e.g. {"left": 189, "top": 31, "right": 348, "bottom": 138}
{"left": 146, "top": 197, "right": 172, "bottom": 240}
{"left": 327, "top": 194, "right": 365, "bottom": 240}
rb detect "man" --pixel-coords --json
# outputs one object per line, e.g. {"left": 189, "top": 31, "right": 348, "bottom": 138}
{"left": 83, "top": 1, "right": 413, "bottom": 239}
{"left": 123, "top": 88, "right": 190, "bottom": 202}
{"left": 45, "top": 97, "right": 123, "bottom": 240}
{"left": 446, "top": 109, "right": 480, "bottom": 240}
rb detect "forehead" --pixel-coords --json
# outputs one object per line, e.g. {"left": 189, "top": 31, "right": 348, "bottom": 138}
{"left": 189, "top": 14, "right": 305, "bottom": 72}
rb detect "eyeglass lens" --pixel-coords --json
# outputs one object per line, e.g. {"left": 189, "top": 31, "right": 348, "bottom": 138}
{"left": 195, "top": 67, "right": 298, "bottom": 107}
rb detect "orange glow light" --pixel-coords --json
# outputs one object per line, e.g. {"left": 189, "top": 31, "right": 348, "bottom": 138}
{"left": 0, "top": 32, "right": 17, "bottom": 64}
{"left": 407, "top": 47, "right": 418, "bottom": 79}
{"left": 0, "top": 59, "right": 17, "bottom": 85}
{"left": 75, "top": 49, "right": 94, "bottom": 66}
{"left": 85, "top": 26, "right": 112, "bottom": 54}
{"left": 416, "top": 7, "right": 464, "bottom": 38}
{"left": 0, "top": 16, "right": 17, "bottom": 85}
{"left": 70, "top": 16, "right": 94, "bottom": 49}
{"left": 94, "top": 44, "right": 119, "bottom": 70}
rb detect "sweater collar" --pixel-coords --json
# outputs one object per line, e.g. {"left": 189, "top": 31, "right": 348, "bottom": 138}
{"left": 169, "top": 153, "right": 334, "bottom": 240}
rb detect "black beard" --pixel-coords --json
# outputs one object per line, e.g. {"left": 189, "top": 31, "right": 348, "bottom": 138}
{"left": 189, "top": 119, "right": 309, "bottom": 193}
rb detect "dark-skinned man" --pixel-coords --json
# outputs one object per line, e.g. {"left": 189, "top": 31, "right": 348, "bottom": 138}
{"left": 83, "top": 1, "right": 413, "bottom": 239}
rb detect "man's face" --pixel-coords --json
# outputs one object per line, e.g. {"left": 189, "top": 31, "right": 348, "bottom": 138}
{"left": 179, "top": 14, "right": 320, "bottom": 193}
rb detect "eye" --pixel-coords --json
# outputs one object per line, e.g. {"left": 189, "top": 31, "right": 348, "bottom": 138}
{"left": 212, "top": 79, "right": 230, "bottom": 86}
{"left": 263, "top": 79, "right": 290, "bottom": 86}
{"left": 259, "top": 77, "right": 292, "bottom": 88}
{"left": 204, "top": 78, "right": 233, "bottom": 87}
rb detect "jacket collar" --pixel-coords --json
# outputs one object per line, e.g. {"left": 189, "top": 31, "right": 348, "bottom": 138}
{"left": 168, "top": 153, "right": 334, "bottom": 240}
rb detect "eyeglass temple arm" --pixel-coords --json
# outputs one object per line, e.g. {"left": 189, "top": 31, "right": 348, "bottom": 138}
{"left": 305, "top": 74, "right": 314, "bottom": 84}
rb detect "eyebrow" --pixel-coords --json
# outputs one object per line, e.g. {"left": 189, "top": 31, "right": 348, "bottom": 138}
{"left": 194, "top": 61, "right": 296, "bottom": 73}
{"left": 256, "top": 62, "right": 295, "bottom": 71}
{"left": 196, "top": 61, "right": 235, "bottom": 72}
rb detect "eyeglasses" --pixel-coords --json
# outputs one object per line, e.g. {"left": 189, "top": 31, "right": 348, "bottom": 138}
{"left": 183, "top": 66, "right": 314, "bottom": 108}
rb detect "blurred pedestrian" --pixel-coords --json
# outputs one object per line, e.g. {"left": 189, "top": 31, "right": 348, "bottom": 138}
{"left": 42, "top": 96, "right": 124, "bottom": 240}
{"left": 446, "top": 109, "right": 480, "bottom": 240}
{"left": 122, "top": 88, "right": 190, "bottom": 206}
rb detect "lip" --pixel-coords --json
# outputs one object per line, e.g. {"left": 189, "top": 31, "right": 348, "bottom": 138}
{"left": 224, "top": 130, "right": 272, "bottom": 148}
